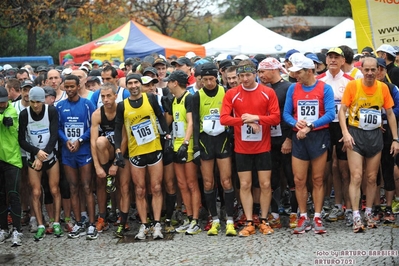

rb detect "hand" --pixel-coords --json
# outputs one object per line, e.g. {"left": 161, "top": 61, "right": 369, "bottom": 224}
{"left": 31, "top": 159, "right": 43, "bottom": 171}
{"left": 241, "top": 113, "right": 259, "bottom": 124}
{"left": 66, "top": 140, "right": 75, "bottom": 152}
{"left": 114, "top": 152, "right": 125, "bottom": 168}
{"left": 296, "top": 126, "right": 311, "bottom": 140}
{"left": 95, "top": 166, "right": 107, "bottom": 179}
{"left": 295, "top": 120, "right": 306, "bottom": 131}
{"left": 2, "top": 117, "right": 13, "bottom": 127}
{"left": 281, "top": 138, "right": 292, "bottom": 154}
{"left": 247, "top": 122, "right": 261, "bottom": 133}
{"left": 391, "top": 141, "right": 399, "bottom": 157}
{"left": 176, "top": 143, "right": 188, "bottom": 162}
{"left": 339, "top": 133, "right": 355, "bottom": 151}
{"left": 36, "top": 150, "right": 48, "bottom": 162}
{"left": 193, "top": 146, "right": 201, "bottom": 166}
{"left": 109, "top": 164, "right": 118, "bottom": 176}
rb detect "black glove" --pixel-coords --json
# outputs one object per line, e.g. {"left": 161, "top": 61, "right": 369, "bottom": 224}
{"left": 163, "top": 136, "right": 174, "bottom": 155}
{"left": 114, "top": 152, "right": 125, "bottom": 168}
{"left": 193, "top": 146, "right": 201, "bottom": 166}
{"left": 3, "top": 117, "right": 13, "bottom": 127}
{"left": 176, "top": 143, "right": 188, "bottom": 163}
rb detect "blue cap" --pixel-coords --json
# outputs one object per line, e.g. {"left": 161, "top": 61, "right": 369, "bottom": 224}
{"left": 306, "top": 53, "right": 322, "bottom": 64}
{"left": 285, "top": 49, "right": 300, "bottom": 60}
{"left": 377, "top": 58, "right": 386, "bottom": 68}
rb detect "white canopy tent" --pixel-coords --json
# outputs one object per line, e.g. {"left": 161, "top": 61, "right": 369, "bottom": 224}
{"left": 203, "top": 16, "right": 305, "bottom": 56}
{"left": 302, "top": 18, "right": 357, "bottom": 53}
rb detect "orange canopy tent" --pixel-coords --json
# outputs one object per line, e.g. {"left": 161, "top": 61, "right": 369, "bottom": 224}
{"left": 59, "top": 20, "right": 205, "bottom": 63}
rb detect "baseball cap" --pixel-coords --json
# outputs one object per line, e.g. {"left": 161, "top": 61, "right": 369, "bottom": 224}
{"left": 306, "top": 53, "right": 322, "bottom": 64}
{"left": 361, "top": 46, "right": 373, "bottom": 54}
{"left": 377, "top": 58, "right": 386, "bottom": 69}
{"left": 163, "top": 70, "right": 188, "bottom": 84}
{"left": 285, "top": 49, "right": 300, "bottom": 60}
{"left": 193, "top": 65, "right": 203, "bottom": 77}
{"left": 62, "top": 68, "right": 73, "bottom": 76}
{"left": 171, "top": 57, "right": 192, "bottom": 67}
{"left": 92, "top": 59, "right": 103, "bottom": 66}
{"left": 185, "top": 51, "right": 196, "bottom": 59}
{"left": 219, "top": 59, "right": 234, "bottom": 70}
{"left": 168, "top": 55, "right": 178, "bottom": 60}
{"left": 326, "top": 47, "right": 345, "bottom": 57}
{"left": 288, "top": 54, "right": 315, "bottom": 72}
{"left": 3, "top": 64, "right": 12, "bottom": 71}
{"left": 143, "top": 67, "right": 158, "bottom": 76}
{"left": 215, "top": 53, "right": 231, "bottom": 62}
{"left": 43, "top": 86, "right": 56, "bottom": 97}
{"left": 79, "top": 66, "right": 89, "bottom": 72}
{"left": 21, "top": 80, "right": 34, "bottom": 88}
{"left": 36, "top": 65, "right": 48, "bottom": 72}
{"left": 143, "top": 56, "right": 155, "bottom": 65}
{"left": 376, "top": 44, "right": 397, "bottom": 57}
{"left": 316, "top": 53, "right": 327, "bottom": 65}
{"left": 81, "top": 61, "right": 92, "bottom": 70}
{"left": 0, "top": 86, "right": 8, "bottom": 102}
{"left": 153, "top": 58, "right": 167, "bottom": 67}
{"left": 86, "top": 76, "right": 101, "bottom": 84}
{"left": 141, "top": 76, "right": 159, "bottom": 85}
{"left": 5, "top": 69, "right": 17, "bottom": 78}
{"left": 258, "top": 57, "right": 288, "bottom": 74}
{"left": 29, "top": 87, "right": 45, "bottom": 102}
{"left": 234, "top": 54, "right": 249, "bottom": 61}
{"left": 88, "top": 70, "right": 101, "bottom": 77}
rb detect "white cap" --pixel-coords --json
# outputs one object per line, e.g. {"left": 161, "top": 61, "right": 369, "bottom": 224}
{"left": 376, "top": 44, "right": 397, "bottom": 57}
{"left": 81, "top": 61, "right": 92, "bottom": 70}
{"left": 234, "top": 54, "right": 249, "bottom": 61}
{"left": 185, "top": 51, "right": 196, "bottom": 59}
{"left": 215, "top": 53, "right": 230, "bottom": 62}
{"left": 79, "top": 66, "right": 89, "bottom": 72}
{"left": 288, "top": 53, "right": 315, "bottom": 72}
{"left": 62, "top": 68, "right": 73, "bottom": 76}
{"left": 3, "top": 64, "right": 12, "bottom": 70}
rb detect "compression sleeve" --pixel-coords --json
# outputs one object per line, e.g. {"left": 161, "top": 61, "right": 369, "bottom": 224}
{"left": 192, "top": 91, "right": 200, "bottom": 147}
{"left": 114, "top": 101, "right": 125, "bottom": 150}
{"left": 148, "top": 93, "right": 169, "bottom": 134}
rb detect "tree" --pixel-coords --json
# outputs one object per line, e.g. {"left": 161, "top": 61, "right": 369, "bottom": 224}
{"left": 127, "top": 0, "right": 210, "bottom": 36}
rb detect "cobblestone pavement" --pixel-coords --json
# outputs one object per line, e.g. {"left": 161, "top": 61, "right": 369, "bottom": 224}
{"left": 1, "top": 215, "right": 399, "bottom": 266}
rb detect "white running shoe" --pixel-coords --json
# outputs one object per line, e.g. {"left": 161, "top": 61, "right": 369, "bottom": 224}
{"left": 135, "top": 224, "right": 149, "bottom": 240}
{"left": 152, "top": 222, "right": 164, "bottom": 240}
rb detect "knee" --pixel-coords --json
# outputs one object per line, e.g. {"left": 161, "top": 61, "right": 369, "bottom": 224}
{"left": 31, "top": 187, "right": 42, "bottom": 199}
{"left": 312, "top": 176, "right": 324, "bottom": 187}
{"left": 135, "top": 186, "right": 146, "bottom": 199}
{"left": 50, "top": 186, "right": 60, "bottom": 197}
{"left": 294, "top": 176, "right": 306, "bottom": 188}
{"left": 96, "top": 137, "right": 109, "bottom": 150}
{"left": 151, "top": 183, "right": 162, "bottom": 196}
{"left": 259, "top": 180, "right": 271, "bottom": 190}
{"left": 240, "top": 181, "right": 252, "bottom": 191}
{"left": 203, "top": 179, "right": 214, "bottom": 191}
{"left": 220, "top": 177, "right": 232, "bottom": 190}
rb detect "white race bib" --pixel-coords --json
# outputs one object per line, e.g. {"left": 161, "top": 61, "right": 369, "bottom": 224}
{"left": 64, "top": 122, "right": 84, "bottom": 142}
{"left": 131, "top": 120, "right": 156, "bottom": 145}
{"left": 297, "top": 100, "right": 319, "bottom": 122}
{"left": 241, "top": 124, "right": 262, "bottom": 141}
{"left": 173, "top": 121, "right": 185, "bottom": 138}
{"left": 359, "top": 109, "right": 381, "bottom": 130}
{"left": 270, "top": 124, "right": 282, "bottom": 137}
{"left": 203, "top": 114, "right": 224, "bottom": 136}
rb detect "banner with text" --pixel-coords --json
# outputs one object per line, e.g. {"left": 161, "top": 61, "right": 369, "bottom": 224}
{"left": 350, "top": 0, "right": 399, "bottom": 51}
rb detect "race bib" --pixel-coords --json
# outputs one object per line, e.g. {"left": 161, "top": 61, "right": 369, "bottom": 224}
{"left": 333, "top": 100, "right": 341, "bottom": 122}
{"left": 105, "top": 131, "right": 115, "bottom": 145}
{"left": 203, "top": 114, "right": 224, "bottom": 136}
{"left": 131, "top": 120, "right": 156, "bottom": 145}
{"left": 297, "top": 100, "right": 319, "bottom": 122}
{"left": 173, "top": 121, "right": 185, "bottom": 138}
{"left": 241, "top": 124, "right": 262, "bottom": 141}
{"left": 64, "top": 122, "right": 84, "bottom": 142}
{"left": 270, "top": 124, "right": 282, "bottom": 137}
{"left": 359, "top": 109, "right": 381, "bottom": 130}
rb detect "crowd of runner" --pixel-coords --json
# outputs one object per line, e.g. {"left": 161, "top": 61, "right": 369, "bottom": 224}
{"left": 1, "top": 43, "right": 399, "bottom": 247}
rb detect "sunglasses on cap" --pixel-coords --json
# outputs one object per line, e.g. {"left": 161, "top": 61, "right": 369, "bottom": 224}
{"left": 237, "top": 65, "right": 256, "bottom": 74}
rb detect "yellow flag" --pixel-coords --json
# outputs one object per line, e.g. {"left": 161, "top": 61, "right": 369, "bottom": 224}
{"left": 350, "top": 0, "right": 399, "bottom": 51}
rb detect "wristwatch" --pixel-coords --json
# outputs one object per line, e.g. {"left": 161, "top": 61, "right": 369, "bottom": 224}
{"left": 306, "top": 122, "right": 314, "bottom": 131}
{"left": 78, "top": 138, "right": 84, "bottom": 145}
{"left": 393, "top": 138, "right": 399, "bottom": 143}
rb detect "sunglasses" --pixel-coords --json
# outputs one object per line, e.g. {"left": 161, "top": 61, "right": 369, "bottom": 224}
{"left": 237, "top": 65, "right": 256, "bottom": 74}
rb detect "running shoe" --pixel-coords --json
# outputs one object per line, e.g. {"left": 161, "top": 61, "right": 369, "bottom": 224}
{"left": 323, "top": 198, "right": 332, "bottom": 211}
{"left": 153, "top": 222, "right": 164, "bottom": 240}
{"left": 53, "top": 223, "right": 63, "bottom": 238}
{"left": 258, "top": 220, "right": 274, "bottom": 235}
{"left": 114, "top": 225, "right": 124, "bottom": 238}
{"left": 384, "top": 209, "right": 395, "bottom": 224}
{"left": 114, "top": 216, "right": 130, "bottom": 231}
{"left": 164, "top": 219, "right": 175, "bottom": 233}
{"left": 353, "top": 216, "right": 364, "bottom": 233}
{"left": 86, "top": 225, "right": 98, "bottom": 240}
{"left": 326, "top": 207, "right": 345, "bottom": 222}
{"left": 238, "top": 222, "right": 256, "bottom": 237}
{"left": 371, "top": 208, "right": 383, "bottom": 223}
{"left": 0, "top": 229, "right": 10, "bottom": 244}
{"left": 107, "top": 212, "right": 117, "bottom": 224}
{"left": 81, "top": 216, "right": 89, "bottom": 227}
{"left": 225, "top": 222, "right": 237, "bottom": 236}
{"left": 29, "top": 218, "right": 38, "bottom": 233}
{"left": 392, "top": 200, "right": 399, "bottom": 214}
{"left": 96, "top": 217, "right": 109, "bottom": 233}
{"left": 64, "top": 219, "right": 74, "bottom": 233}
{"left": 293, "top": 216, "right": 311, "bottom": 234}
{"left": 345, "top": 211, "right": 353, "bottom": 227}
{"left": 289, "top": 213, "right": 298, "bottom": 229}
{"left": 365, "top": 212, "right": 378, "bottom": 228}
{"left": 34, "top": 227, "right": 46, "bottom": 241}
{"left": 175, "top": 218, "right": 190, "bottom": 233}
{"left": 21, "top": 211, "right": 30, "bottom": 226}
{"left": 106, "top": 175, "right": 116, "bottom": 193}
{"left": 68, "top": 224, "right": 86, "bottom": 239}
{"left": 268, "top": 217, "right": 282, "bottom": 229}
{"left": 11, "top": 229, "right": 22, "bottom": 247}
{"left": 313, "top": 217, "right": 327, "bottom": 234}
{"left": 207, "top": 221, "right": 220, "bottom": 236}
{"left": 204, "top": 216, "right": 213, "bottom": 231}
{"left": 135, "top": 224, "right": 149, "bottom": 240}
{"left": 46, "top": 221, "right": 54, "bottom": 234}
{"left": 186, "top": 220, "right": 201, "bottom": 235}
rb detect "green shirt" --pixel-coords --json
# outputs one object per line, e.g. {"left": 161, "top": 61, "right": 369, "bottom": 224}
{"left": 0, "top": 102, "right": 22, "bottom": 168}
